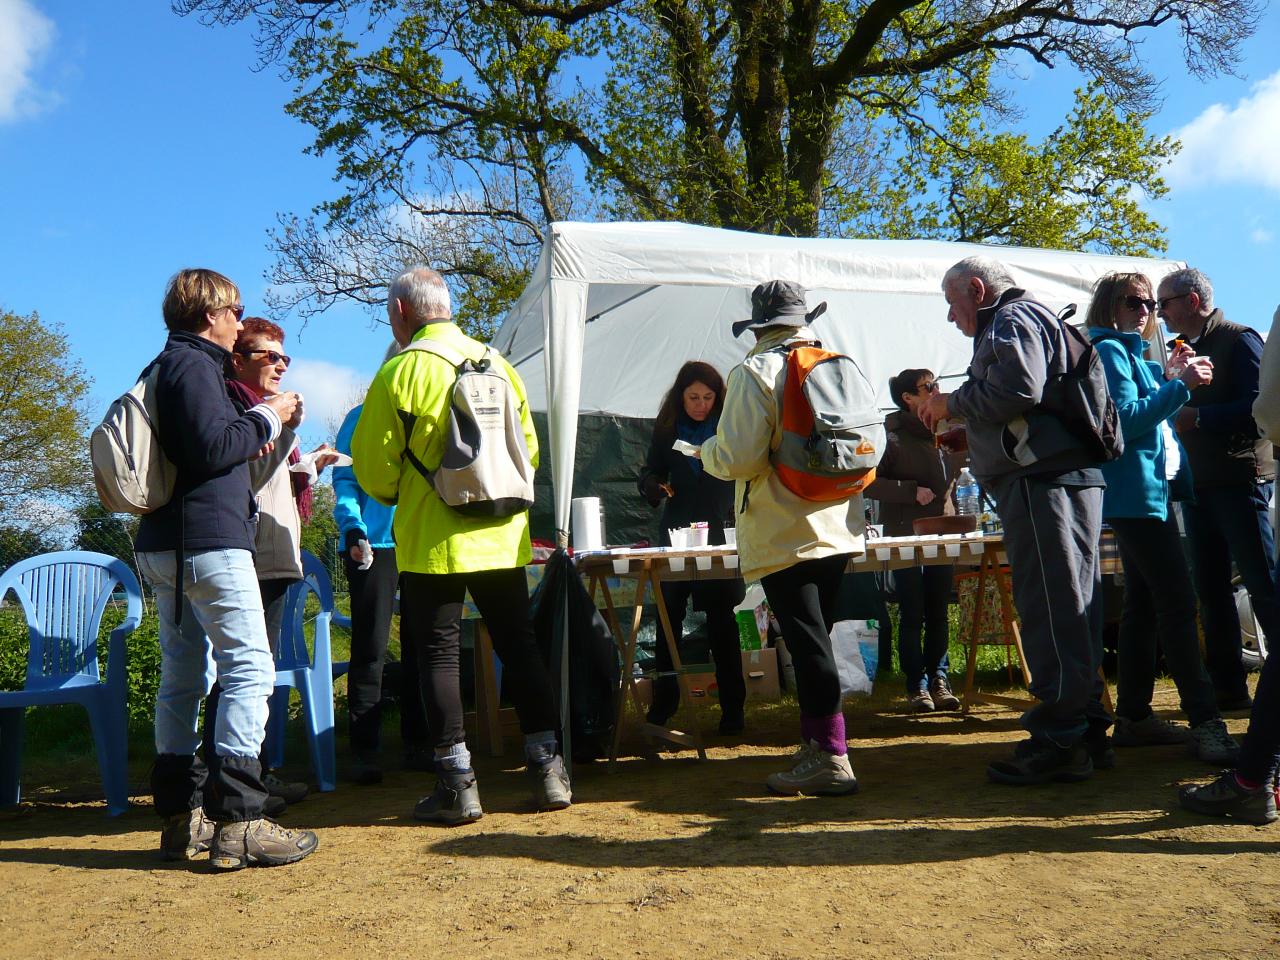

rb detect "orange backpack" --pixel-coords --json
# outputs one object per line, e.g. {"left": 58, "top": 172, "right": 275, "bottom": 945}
{"left": 771, "top": 342, "right": 886, "bottom": 501}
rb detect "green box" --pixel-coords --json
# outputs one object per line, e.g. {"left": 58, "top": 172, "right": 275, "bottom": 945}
{"left": 736, "top": 609, "right": 761, "bottom": 650}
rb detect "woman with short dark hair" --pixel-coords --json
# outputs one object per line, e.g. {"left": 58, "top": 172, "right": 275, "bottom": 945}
{"left": 866, "top": 368, "right": 965, "bottom": 713}
{"left": 638, "top": 360, "right": 747, "bottom": 734}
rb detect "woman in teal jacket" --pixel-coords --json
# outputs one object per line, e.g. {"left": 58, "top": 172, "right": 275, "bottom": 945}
{"left": 1086, "top": 272, "right": 1237, "bottom": 764}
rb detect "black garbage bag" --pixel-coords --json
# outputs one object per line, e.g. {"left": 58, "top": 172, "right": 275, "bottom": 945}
{"left": 530, "top": 548, "right": 621, "bottom": 763}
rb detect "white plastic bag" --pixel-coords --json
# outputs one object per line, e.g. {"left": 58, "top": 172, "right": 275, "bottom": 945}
{"left": 831, "top": 619, "right": 879, "bottom": 697}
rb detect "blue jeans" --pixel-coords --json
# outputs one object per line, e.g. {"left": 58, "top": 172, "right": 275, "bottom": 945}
{"left": 137, "top": 548, "right": 274, "bottom": 760}
{"left": 1182, "top": 483, "right": 1280, "bottom": 700}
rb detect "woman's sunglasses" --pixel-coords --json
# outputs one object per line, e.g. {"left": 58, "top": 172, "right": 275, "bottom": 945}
{"left": 1121, "top": 295, "right": 1156, "bottom": 312}
{"left": 238, "top": 349, "right": 292, "bottom": 367}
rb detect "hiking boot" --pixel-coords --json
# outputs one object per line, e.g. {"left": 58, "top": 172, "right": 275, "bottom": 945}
{"left": 264, "top": 772, "right": 309, "bottom": 805}
{"left": 766, "top": 741, "right": 859, "bottom": 796}
{"left": 209, "top": 818, "right": 319, "bottom": 870}
{"left": 1187, "top": 719, "right": 1241, "bottom": 765}
{"left": 987, "top": 738, "right": 1094, "bottom": 786}
{"left": 413, "top": 770, "right": 484, "bottom": 825}
{"left": 527, "top": 755, "right": 573, "bottom": 811}
{"left": 1179, "top": 770, "right": 1278, "bottom": 825}
{"left": 349, "top": 752, "right": 384, "bottom": 786}
{"left": 907, "top": 689, "right": 935, "bottom": 714}
{"left": 159, "top": 806, "right": 215, "bottom": 861}
{"left": 1113, "top": 714, "right": 1191, "bottom": 747}
{"left": 929, "top": 677, "right": 961, "bottom": 712}
{"left": 264, "top": 794, "right": 287, "bottom": 818}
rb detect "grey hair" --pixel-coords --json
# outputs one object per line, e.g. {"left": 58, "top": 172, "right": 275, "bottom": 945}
{"left": 389, "top": 266, "right": 452, "bottom": 321}
{"left": 383, "top": 340, "right": 402, "bottom": 364}
{"left": 1160, "top": 267, "right": 1214, "bottom": 312}
{"left": 941, "top": 256, "right": 1016, "bottom": 299}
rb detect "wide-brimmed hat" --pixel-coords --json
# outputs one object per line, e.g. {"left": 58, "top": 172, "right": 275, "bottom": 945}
{"left": 732, "top": 280, "right": 828, "bottom": 337}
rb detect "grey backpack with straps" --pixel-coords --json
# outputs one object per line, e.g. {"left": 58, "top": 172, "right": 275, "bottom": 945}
{"left": 398, "top": 339, "right": 536, "bottom": 517}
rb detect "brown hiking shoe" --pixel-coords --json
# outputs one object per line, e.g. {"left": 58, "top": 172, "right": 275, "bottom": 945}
{"left": 209, "top": 818, "right": 319, "bottom": 870}
{"left": 159, "top": 807, "right": 215, "bottom": 861}
{"left": 929, "top": 677, "right": 961, "bottom": 711}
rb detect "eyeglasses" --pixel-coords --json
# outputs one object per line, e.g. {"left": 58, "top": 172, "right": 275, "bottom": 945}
{"left": 221, "top": 303, "right": 246, "bottom": 322}
{"left": 1157, "top": 293, "right": 1190, "bottom": 311}
{"left": 1121, "top": 295, "right": 1156, "bottom": 312}
{"left": 918, "top": 381, "right": 939, "bottom": 393}
{"left": 238, "top": 348, "right": 291, "bottom": 367}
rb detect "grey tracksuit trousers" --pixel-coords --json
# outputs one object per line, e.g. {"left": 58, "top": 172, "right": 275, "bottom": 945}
{"left": 986, "top": 473, "right": 1110, "bottom": 747}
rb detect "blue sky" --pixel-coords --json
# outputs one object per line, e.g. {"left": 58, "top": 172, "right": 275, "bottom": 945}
{"left": 1, "top": 2, "right": 1278, "bottom": 451}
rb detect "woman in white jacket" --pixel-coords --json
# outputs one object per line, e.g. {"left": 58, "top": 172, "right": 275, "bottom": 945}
{"left": 701, "top": 281, "right": 865, "bottom": 796}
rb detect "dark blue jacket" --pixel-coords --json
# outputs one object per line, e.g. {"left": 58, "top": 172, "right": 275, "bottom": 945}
{"left": 134, "top": 332, "right": 275, "bottom": 554}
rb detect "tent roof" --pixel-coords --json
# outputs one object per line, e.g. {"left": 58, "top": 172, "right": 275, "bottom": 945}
{"left": 493, "top": 221, "right": 1184, "bottom": 418}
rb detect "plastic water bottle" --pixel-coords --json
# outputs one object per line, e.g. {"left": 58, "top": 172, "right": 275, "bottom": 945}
{"left": 956, "top": 467, "right": 980, "bottom": 517}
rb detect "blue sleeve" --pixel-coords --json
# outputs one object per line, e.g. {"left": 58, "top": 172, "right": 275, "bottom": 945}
{"left": 1197, "top": 330, "right": 1264, "bottom": 434}
{"left": 1095, "top": 340, "right": 1190, "bottom": 441}
{"left": 332, "top": 405, "right": 367, "bottom": 543}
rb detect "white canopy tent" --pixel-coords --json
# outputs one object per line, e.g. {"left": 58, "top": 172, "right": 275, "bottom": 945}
{"left": 491, "top": 221, "right": 1184, "bottom": 544}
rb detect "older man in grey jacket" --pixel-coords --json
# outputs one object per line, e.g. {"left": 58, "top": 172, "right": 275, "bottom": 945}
{"left": 920, "top": 256, "right": 1112, "bottom": 785}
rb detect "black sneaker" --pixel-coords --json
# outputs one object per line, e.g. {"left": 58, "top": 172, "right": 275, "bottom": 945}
{"left": 1179, "top": 770, "right": 1278, "bottom": 825}
{"left": 987, "top": 738, "right": 1094, "bottom": 786}
{"left": 1216, "top": 691, "right": 1254, "bottom": 713}
{"left": 413, "top": 770, "right": 484, "bottom": 825}
{"left": 718, "top": 710, "right": 745, "bottom": 736}
{"left": 1084, "top": 732, "right": 1116, "bottom": 771}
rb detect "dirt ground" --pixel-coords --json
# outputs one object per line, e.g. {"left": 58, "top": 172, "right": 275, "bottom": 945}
{"left": 2, "top": 683, "right": 1277, "bottom": 960}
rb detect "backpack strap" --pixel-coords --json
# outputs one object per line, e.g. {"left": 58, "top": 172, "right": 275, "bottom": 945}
{"left": 394, "top": 338, "right": 491, "bottom": 486}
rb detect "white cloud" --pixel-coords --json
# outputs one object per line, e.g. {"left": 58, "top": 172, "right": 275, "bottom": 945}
{"left": 1252, "top": 227, "right": 1274, "bottom": 244}
{"left": 0, "top": 0, "right": 57, "bottom": 123}
{"left": 1166, "top": 70, "right": 1280, "bottom": 192}
{"left": 286, "top": 359, "right": 367, "bottom": 444}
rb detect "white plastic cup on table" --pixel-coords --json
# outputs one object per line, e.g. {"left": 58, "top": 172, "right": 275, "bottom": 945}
{"left": 690, "top": 522, "right": 709, "bottom": 547}
{"left": 668, "top": 527, "right": 688, "bottom": 571}
{"left": 723, "top": 526, "right": 739, "bottom": 568}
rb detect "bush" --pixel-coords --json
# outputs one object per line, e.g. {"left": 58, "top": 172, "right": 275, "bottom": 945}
{"left": 0, "top": 603, "right": 162, "bottom": 734}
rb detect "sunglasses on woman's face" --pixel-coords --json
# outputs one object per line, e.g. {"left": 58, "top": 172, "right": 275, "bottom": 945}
{"left": 239, "top": 348, "right": 291, "bottom": 367}
{"left": 1121, "top": 295, "right": 1156, "bottom": 313}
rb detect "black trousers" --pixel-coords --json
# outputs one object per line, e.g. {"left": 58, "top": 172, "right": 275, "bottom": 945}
{"left": 399, "top": 567, "right": 558, "bottom": 751}
{"left": 1109, "top": 513, "right": 1218, "bottom": 727}
{"left": 649, "top": 579, "right": 746, "bottom": 722}
{"left": 761, "top": 554, "right": 852, "bottom": 718}
{"left": 342, "top": 547, "right": 427, "bottom": 753}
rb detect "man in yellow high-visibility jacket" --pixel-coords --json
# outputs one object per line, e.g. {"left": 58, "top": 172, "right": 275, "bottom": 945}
{"left": 353, "top": 266, "right": 570, "bottom": 824}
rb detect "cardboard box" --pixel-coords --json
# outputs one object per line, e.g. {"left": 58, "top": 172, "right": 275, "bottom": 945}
{"left": 631, "top": 649, "right": 781, "bottom": 705}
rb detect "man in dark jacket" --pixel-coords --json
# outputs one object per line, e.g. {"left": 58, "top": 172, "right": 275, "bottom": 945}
{"left": 1159, "top": 266, "right": 1277, "bottom": 712}
{"left": 134, "top": 268, "right": 317, "bottom": 870}
{"left": 920, "top": 256, "right": 1111, "bottom": 785}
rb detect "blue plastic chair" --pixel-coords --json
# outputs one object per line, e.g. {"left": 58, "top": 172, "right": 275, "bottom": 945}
{"left": 264, "top": 551, "right": 337, "bottom": 791}
{"left": 0, "top": 551, "right": 139, "bottom": 816}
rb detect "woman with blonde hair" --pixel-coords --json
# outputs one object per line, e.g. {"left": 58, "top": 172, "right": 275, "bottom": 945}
{"left": 1085, "top": 271, "right": 1237, "bottom": 764}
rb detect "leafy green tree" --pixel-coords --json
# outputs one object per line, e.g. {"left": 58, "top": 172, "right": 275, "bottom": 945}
{"left": 300, "top": 482, "right": 339, "bottom": 569}
{"left": 175, "top": 0, "right": 1257, "bottom": 326}
{"left": 0, "top": 309, "right": 93, "bottom": 510}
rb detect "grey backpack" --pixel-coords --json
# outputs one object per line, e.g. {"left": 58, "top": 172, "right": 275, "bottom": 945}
{"left": 398, "top": 340, "right": 536, "bottom": 517}
{"left": 89, "top": 363, "right": 177, "bottom": 515}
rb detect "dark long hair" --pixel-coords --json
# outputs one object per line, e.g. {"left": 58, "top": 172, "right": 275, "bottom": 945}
{"left": 654, "top": 361, "right": 726, "bottom": 438}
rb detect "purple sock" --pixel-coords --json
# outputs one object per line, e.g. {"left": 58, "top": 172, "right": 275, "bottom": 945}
{"left": 800, "top": 713, "right": 847, "bottom": 756}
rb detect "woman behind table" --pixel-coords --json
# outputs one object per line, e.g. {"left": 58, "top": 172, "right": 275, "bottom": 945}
{"left": 203, "top": 318, "right": 339, "bottom": 808}
{"left": 1085, "top": 272, "right": 1239, "bottom": 764}
{"left": 638, "top": 361, "right": 747, "bottom": 735}
{"left": 866, "top": 369, "right": 965, "bottom": 714}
